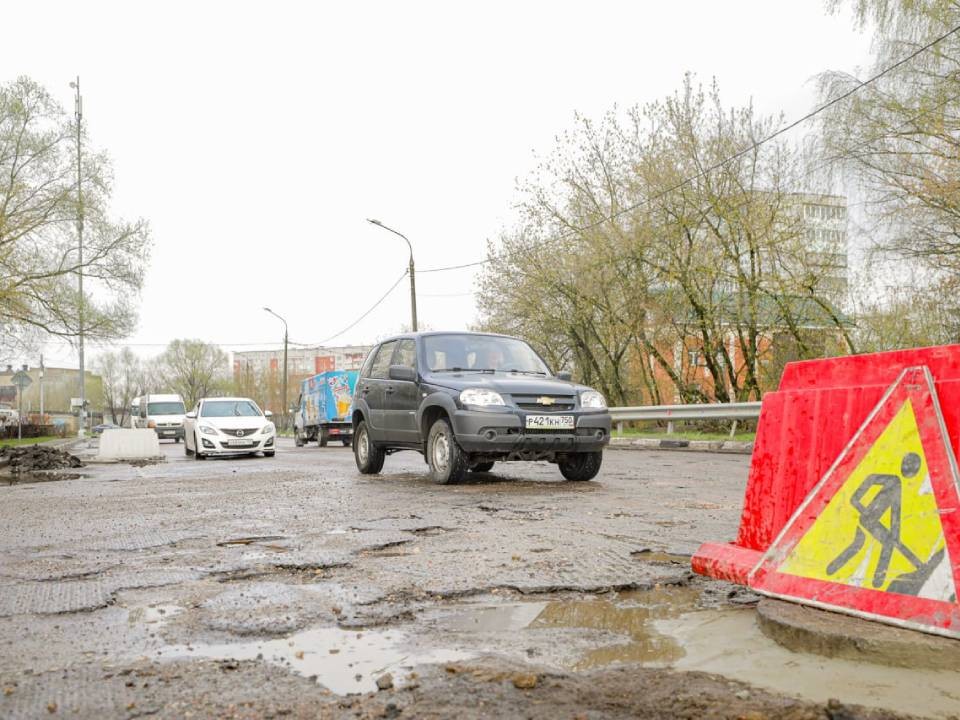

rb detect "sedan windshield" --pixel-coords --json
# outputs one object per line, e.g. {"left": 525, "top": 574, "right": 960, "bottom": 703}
{"left": 423, "top": 334, "right": 550, "bottom": 374}
{"left": 201, "top": 400, "right": 262, "bottom": 417}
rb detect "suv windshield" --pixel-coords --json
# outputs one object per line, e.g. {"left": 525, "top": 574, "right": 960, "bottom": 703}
{"left": 423, "top": 334, "right": 549, "bottom": 374}
{"left": 148, "top": 402, "right": 185, "bottom": 415}
{"left": 201, "top": 400, "right": 262, "bottom": 418}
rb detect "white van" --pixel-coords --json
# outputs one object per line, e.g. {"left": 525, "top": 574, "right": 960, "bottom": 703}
{"left": 133, "top": 393, "right": 186, "bottom": 442}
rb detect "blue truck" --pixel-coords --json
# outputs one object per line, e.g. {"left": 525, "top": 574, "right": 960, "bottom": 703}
{"left": 293, "top": 370, "right": 359, "bottom": 447}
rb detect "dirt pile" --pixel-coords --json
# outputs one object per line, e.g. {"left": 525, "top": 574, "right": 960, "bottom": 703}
{"left": 0, "top": 444, "right": 83, "bottom": 473}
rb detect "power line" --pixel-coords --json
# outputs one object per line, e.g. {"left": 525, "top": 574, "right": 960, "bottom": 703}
{"left": 299, "top": 269, "right": 410, "bottom": 347}
{"left": 419, "top": 22, "right": 960, "bottom": 275}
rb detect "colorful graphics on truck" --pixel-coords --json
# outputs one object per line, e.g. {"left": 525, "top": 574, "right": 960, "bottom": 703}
{"left": 302, "top": 371, "right": 358, "bottom": 425}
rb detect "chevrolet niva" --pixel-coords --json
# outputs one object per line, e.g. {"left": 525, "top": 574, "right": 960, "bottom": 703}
{"left": 352, "top": 332, "right": 611, "bottom": 484}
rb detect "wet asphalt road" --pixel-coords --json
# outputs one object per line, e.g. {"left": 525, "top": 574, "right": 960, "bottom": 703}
{"left": 10, "top": 443, "right": 941, "bottom": 719}
{"left": 0, "top": 441, "right": 760, "bottom": 717}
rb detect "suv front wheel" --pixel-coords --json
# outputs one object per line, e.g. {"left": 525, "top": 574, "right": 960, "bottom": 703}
{"left": 558, "top": 452, "right": 602, "bottom": 481}
{"left": 354, "top": 420, "right": 385, "bottom": 474}
{"left": 427, "top": 417, "right": 469, "bottom": 485}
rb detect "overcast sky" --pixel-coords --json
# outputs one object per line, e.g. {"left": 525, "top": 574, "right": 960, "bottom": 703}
{"left": 2, "top": 1, "right": 873, "bottom": 368}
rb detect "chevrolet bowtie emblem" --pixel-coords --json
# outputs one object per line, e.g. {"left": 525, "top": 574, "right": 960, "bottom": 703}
{"left": 538, "top": 396, "right": 555, "bottom": 406}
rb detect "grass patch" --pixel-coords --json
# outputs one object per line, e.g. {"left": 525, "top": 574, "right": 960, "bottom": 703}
{"left": 615, "top": 429, "right": 755, "bottom": 442}
{"left": 0, "top": 435, "right": 59, "bottom": 448}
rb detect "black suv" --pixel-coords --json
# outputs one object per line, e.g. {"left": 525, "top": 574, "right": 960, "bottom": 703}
{"left": 351, "top": 332, "right": 611, "bottom": 484}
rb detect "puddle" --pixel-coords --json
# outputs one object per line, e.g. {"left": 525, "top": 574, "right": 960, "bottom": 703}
{"left": 662, "top": 610, "right": 960, "bottom": 719}
{"left": 128, "top": 604, "right": 184, "bottom": 626}
{"left": 439, "top": 586, "right": 700, "bottom": 670}
{"left": 2, "top": 472, "right": 82, "bottom": 486}
{"left": 436, "top": 589, "right": 960, "bottom": 718}
{"left": 156, "top": 626, "right": 470, "bottom": 694}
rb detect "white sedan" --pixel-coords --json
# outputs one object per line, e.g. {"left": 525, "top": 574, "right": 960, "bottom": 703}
{"left": 183, "top": 397, "right": 276, "bottom": 459}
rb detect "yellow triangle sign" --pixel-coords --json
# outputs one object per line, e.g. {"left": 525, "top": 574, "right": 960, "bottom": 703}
{"left": 778, "top": 399, "right": 954, "bottom": 600}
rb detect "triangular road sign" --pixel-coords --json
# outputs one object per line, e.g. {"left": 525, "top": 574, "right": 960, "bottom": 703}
{"left": 750, "top": 366, "right": 960, "bottom": 638}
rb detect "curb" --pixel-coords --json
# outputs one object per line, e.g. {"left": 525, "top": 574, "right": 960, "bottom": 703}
{"left": 756, "top": 598, "right": 960, "bottom": 670}
{"left": 609, "top": 437, "right": 753, "bottom": 455}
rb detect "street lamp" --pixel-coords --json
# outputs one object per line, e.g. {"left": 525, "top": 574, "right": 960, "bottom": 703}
{"left": 263, "top": 307, "right": 289, "bottom": 431}
{"left": 367, "top": 219, "right": 417, "bottom": 332}
{"left": 70, "top": 77, "right": 85, "bottom": 438}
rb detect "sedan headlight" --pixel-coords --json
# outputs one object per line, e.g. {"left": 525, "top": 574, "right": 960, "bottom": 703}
{"left": 262, "top": 422, "right": 275, "bottom": 435}
{"left": 580, "top": 390, "right": 607, "bottom": 409}
{"left": 199, "top": 425, "right": 218, "bottom": 435}
{"left": 460, "top": 388, "right": 505, "bottom": 407}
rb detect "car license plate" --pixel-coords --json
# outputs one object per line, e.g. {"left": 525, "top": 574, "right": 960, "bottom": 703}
{"left": 162, "top": 430, "right": 174, "bottom": 435}
{"left": 525, "top": 415, "right": 575, "bottom": 430}
{"left": 227, "top": 439, "right": 251, "bottom": 446}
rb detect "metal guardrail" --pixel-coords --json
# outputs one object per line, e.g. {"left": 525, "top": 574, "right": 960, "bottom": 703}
{"left": 608, "top": 401, "right": 762, "bottom": 422}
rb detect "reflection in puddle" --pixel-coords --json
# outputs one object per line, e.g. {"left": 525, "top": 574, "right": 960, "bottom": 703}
{"left": 2, "top": 472, "right": 82, "bottom": 486}
{"left": 129, "top": 604, "right": 184, "bottom": 625}
{"left": 156, "top": 626, "right": 470, "bottom": 694}
{"left": 440, "top": 586, "right": 700, "bottom": 670}
{"left": 437, "top": 589, "right": 960, "bottom": 719}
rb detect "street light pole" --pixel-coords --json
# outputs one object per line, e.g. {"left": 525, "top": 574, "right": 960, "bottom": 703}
{"left": 367, "top": 219, "right": 417, "bottom": 332}
{"left": 70, "top": 77, "right": 85, "bottom": 438}
{"left": 263, "top": 307, "right": 289, "bottom": 430}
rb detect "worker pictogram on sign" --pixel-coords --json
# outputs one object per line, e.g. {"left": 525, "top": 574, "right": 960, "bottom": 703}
{"left": 750, "top": 366, "right": 960, "bottom": 638}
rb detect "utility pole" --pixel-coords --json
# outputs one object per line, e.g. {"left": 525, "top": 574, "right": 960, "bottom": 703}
{"left": 70, "top": 77, "right": 85, "bottom": 438}
{"left": 367, "top": 219, "right": 417, "bottom": 331}
{"left": 263, "top": 308, "right": 289, "bottom": 430}
{"left": 39, "top": 353, "right": 44, "bottom": 421}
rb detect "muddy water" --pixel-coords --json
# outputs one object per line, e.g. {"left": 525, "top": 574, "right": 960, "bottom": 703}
{"left": 438, "top": 590, "right": 960, "bottom": 719}
{"left": 156, "top": 626, "right": 470, "bottom": 695}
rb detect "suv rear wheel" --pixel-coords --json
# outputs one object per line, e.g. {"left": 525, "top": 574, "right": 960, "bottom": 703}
{"left": 558, "top": 452, "right": 602, "bottom": 481}
{"left": 354, "top": 420, "right": 385, "bottom": 474}
{"left": 427, "top": 417, "right": 469, "bottom": 484}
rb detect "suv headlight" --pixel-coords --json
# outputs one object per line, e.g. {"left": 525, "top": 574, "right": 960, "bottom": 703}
{"left": 580, "top": 390, "right": 607, "bottom": 409}
{"left": 262, "top": 422, "right": 275, "bottom": 434}
{"left": 460, "top": 388, "right": 505, "bottom": 407}
{"left": 199, "top": 425, "right": 218, "bottom": 435}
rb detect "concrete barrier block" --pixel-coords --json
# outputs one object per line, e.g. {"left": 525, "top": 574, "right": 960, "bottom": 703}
{"left": 97, "top": 429, "right": 161, "bottom": 461}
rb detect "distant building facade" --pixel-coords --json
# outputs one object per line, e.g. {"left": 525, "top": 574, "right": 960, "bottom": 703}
{"left": 0, "top": 363, "right": 103, "bottom": 428}
{"left": 232, "top": 345, "right": 373, "bottom": 379}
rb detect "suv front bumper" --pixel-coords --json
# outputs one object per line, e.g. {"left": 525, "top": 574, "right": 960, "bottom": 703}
{"left": 450, "top": 408, "right": 611, "bottom": 454}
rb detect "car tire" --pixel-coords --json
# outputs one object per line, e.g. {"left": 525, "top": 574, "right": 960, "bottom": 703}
{"left": 185, "top": 440, "right": 193, "bottom": 456}
{"left": 354, "top": 420, "right": 385, "bottom": 474}
{"left": 341, "top": 438, "right": 351, "bottom": 447}
{"left": 319, "top": 428, "right": 329, "bottom": 448}
{"left": 194, "top": 433, "right": 206, "bottom": 460}
{"left": 294, "top": 433, "right": 305, "bottom": 448}
{"left": 427, "top": 417, "right": 469, "bottom": 485}
{"left": 558, "top": 452, "right": 603, "bottom": 481}
{"left": 175, "top": 437, "right": 181, "bottom": 444}
{"left": 264, "top": 451, "right": 275, "bottom": 457}
{"left": 470, "top": 461, "right": 495, "bottom": 473}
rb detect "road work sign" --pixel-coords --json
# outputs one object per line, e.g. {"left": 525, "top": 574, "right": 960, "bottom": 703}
{"left": 753, "top": 366, "right": 960, "bottom": 637}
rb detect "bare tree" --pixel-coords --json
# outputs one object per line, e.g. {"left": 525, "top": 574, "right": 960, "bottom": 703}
{"left": 93, "top": 348, "right": 142, "bottom": 425}
{"left": 153, "top": 340, "right": 230, "bottom": 408}
{"left": 478, "top": 76, "right": 849, "bottom": 404}
{"left": 0, "top": 77, "right": 151, "bottom": 355}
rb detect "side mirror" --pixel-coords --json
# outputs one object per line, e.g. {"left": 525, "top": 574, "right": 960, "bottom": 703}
{"left": 264, "top": 410, "right": 273, "bottom": 418}
{"left": 185, "top": 411, "right": 197, "bottom": 419}
{"left": 556, "top": 371, "right": 572, "bottom": 382}
{"left": 388, "top": 365, "right": 417, "bottom": 382}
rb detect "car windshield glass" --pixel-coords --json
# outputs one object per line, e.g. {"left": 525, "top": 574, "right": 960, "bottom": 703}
{"left": 423, "top": 335, "right": 550, "bottom": 374}
{"left": 148, "top": 402, "right": 185, "bottom": 415}
{"left": 200, "top": 400, "right": 262, "bottom": 417}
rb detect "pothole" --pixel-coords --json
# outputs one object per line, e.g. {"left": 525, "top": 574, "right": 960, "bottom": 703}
{"left": 430, "top": 587, "right": 960, "bottom": 718}
{"left": 2, "top": 472, "right": 83, "bottom": 486}
{"left": 156, "top": 626, "right": 470, "bottom": 694}
{"left": 630, "top": 549, "right": 690, "bottom": 565}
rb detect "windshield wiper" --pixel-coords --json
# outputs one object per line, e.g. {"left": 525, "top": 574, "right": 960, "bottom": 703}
{"left": 508, "top": 369, "right": 547, "bottom": 375}
{"left": 433, "top": 367, "right": 495, "bottom": 374}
